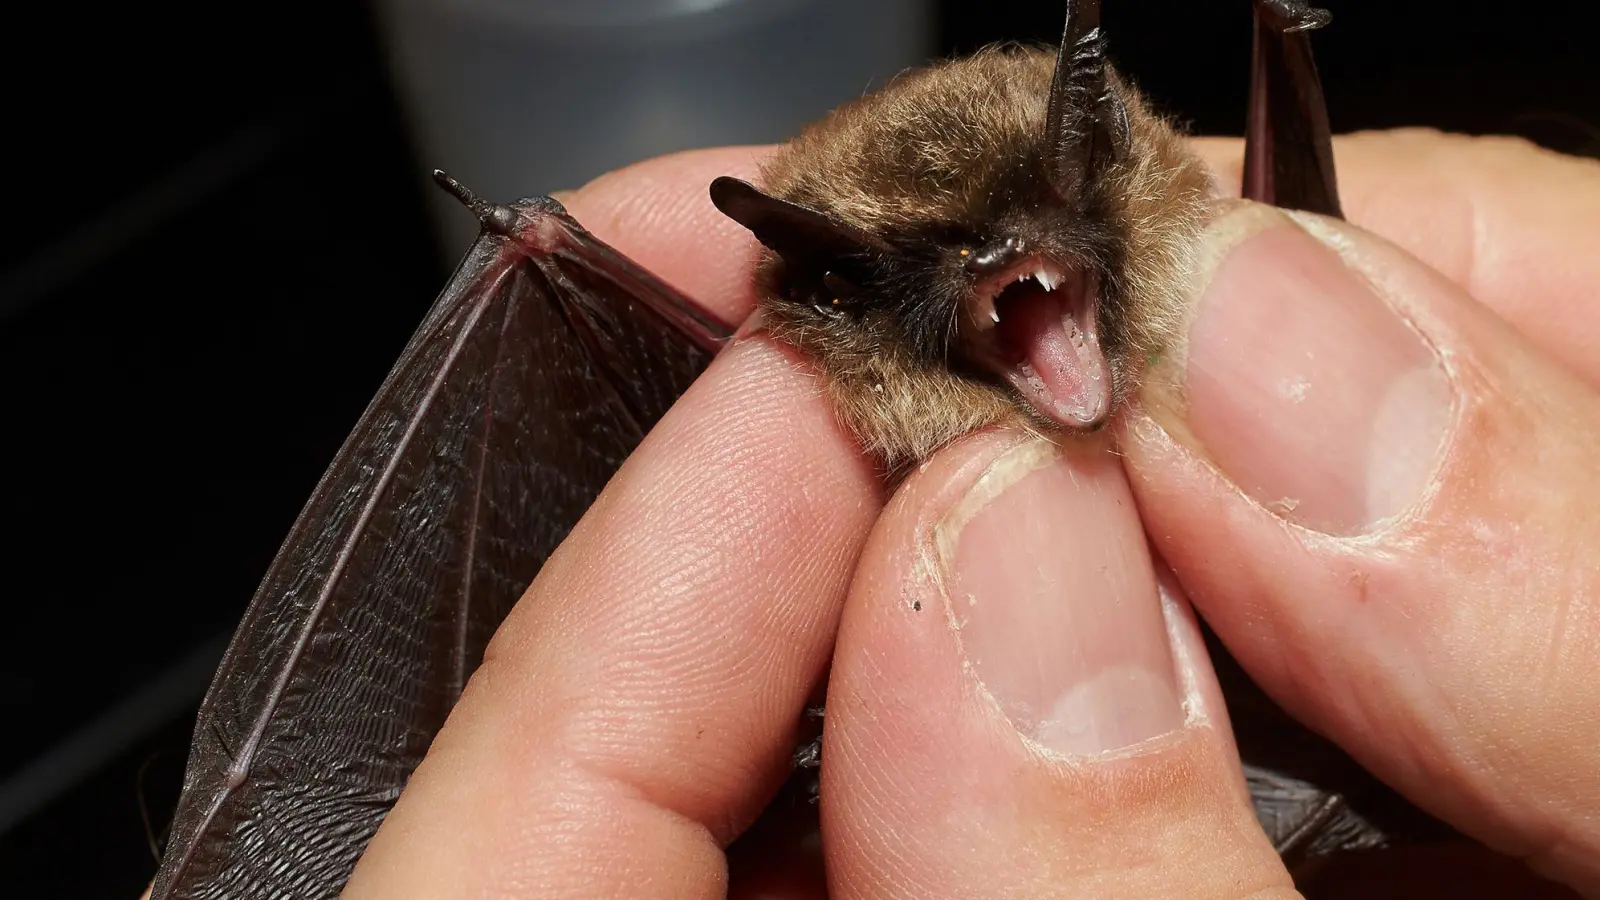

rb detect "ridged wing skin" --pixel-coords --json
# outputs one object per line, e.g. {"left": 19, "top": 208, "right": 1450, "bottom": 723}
{"left": 151, "top": 198, "right": 728, "bottom": 899}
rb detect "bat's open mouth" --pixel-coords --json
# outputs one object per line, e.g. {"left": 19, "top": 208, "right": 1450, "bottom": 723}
{"left": 961, "top": 258, "right": 1110, "bottom": 430}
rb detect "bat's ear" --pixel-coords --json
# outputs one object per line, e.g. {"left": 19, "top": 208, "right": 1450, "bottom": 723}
{"left": 1044, "top": 0, "right": 1131, "bottom": 204}
{"left": 710, "top": 177, "right": 891, "bottom": 274}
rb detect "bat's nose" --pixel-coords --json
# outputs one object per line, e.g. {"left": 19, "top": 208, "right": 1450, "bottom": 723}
{"left": 964, "top": 236, "right": 1027, "bottom": 274}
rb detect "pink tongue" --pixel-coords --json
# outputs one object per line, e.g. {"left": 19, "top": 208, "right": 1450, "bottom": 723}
{"left": 996, "top": 287, "right": 1110, "bottom": 428}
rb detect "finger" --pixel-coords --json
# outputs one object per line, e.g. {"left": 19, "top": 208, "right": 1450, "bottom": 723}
{"left": 821, "top": 429, "right": 1298, "bottom": 900}
{"left": 558, "top": 145, "right": 775, "bottom": 324}
{"left": 1194, "top": 130, "right": 1600, "bottom": 388}
{"left": 573, "top": 145, "right": 835, "bottom": 897}
{"left": 1124, "top": 201, "right": 1600, "bottom": 894}
{"left": 342, "top": 221, "right": 884, "bottom": 895}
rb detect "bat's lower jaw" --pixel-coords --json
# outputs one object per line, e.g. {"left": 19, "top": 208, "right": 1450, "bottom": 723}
{"left": 961, "top": 264, "right": 1111, "bottom": 431}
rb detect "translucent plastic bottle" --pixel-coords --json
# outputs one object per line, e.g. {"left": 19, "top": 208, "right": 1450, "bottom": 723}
{"left": 373, "top": 0, "right": 935, "bottom": 251}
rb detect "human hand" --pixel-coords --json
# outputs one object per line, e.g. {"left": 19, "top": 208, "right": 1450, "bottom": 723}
{"left": 1123, "top": 132, "right": 1600, "bottom": 896}
{"left": 329, "top": 131, "right": 1600, "bottom": 899}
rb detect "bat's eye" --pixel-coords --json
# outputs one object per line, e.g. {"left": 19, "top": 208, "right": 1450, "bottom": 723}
{"left": 819, "top": 271, "right": 864, "bottom": 314}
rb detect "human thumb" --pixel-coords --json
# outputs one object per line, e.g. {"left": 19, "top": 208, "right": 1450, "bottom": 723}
{"left": 1124, "top": 200, "right": 1600, "bottom": 895}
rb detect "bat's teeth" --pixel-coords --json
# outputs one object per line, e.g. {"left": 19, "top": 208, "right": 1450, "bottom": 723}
{"left": 1035, "top": 268, "right": 1057, "bottom": 291}
{"left": 989, "top": 309, "right": 1001, "bottom": 323}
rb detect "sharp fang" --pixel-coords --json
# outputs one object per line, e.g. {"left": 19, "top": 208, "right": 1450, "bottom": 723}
{"left": 989, "top": 309, "right": 1001, "bottom": 323}
{"left": 1035, "top": 268, "right": 1057, "bottom": 291}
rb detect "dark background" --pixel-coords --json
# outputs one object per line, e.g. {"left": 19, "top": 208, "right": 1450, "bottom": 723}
{"left": 1, "top": 1, "right": 1594, "bottom": 895}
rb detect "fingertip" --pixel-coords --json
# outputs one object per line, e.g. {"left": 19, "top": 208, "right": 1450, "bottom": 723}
{"left": 1122, "top": 193, "right": 1600, "bottom": 891}
{"left": 822, "top": 430, "right": 1287, "bottom": 898}
{"left": 560, "top": 146, "right": 779, "bottom": 323}
{"left": 1194, "top": 130, "right": 1600, "bottom": 389}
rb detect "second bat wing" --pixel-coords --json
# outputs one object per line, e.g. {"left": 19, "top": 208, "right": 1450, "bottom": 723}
{"left": 1244, "top": 0, "right": 1342, "bottom": 217}
{"left": 149, "top": 178, "right": 731, "bottom": 899}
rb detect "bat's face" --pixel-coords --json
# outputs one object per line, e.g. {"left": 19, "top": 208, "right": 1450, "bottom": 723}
{"left": 715, "top": 47, "right": 1214, "bottom": 467}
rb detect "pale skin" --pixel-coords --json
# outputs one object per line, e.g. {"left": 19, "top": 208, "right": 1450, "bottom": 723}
{"left": 142, "top": 130, "right": 1600, "bottom": 899}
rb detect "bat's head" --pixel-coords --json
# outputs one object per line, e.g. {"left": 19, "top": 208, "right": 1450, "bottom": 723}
{"left": 712, "top": 3, "right": 1212, "bottom": 467}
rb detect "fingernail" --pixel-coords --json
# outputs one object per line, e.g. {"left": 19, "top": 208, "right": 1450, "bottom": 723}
{"left": 934, "top": 439, "right": 1185, "bottom": 756}
{"left": 1150, "top": 204, "right": 1455, "bottom": 534}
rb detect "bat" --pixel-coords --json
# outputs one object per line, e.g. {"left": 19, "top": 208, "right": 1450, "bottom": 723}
{"left": 149, "top": 1, "right": 1446, "bottom": 896}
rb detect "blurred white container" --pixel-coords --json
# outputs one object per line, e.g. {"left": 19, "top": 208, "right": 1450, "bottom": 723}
{"left": 373, "top": 0, "right": 935, "bottom": 253}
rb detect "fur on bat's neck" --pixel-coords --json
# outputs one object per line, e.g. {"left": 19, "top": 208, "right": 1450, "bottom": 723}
{"left": 752, "top": 46, "right": 1213, "bottom": 469}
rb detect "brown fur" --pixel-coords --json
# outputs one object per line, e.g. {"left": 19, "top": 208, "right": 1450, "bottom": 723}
{"left": 753, "top": 46, "right": 1214, "bottom": 468}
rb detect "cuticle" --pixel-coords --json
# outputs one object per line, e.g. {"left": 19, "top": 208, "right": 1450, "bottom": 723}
{"left": 1155, "top": 577, "right": 1209, "bottom": 729}
{"left": 1140, "top": 202, "right": 1295, "bottom": 462}
{"left": 1161, "top": 202, "right": 1290, "bottom": 384}
{"left": 928, "top": 432, "right": 1048, "bottom": 623}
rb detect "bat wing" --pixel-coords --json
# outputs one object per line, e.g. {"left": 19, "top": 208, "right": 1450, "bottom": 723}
{"left": 1243, "top": 0, "right": 1342, "bottom": 218}
{"left": 1208, "top": 628, "right": 1452, "bottom": 863}
{"left": 150, "top": 186, "right": 730, "bottom": 899}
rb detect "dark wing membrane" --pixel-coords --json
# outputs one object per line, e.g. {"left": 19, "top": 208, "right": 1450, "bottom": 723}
{"left": 1205, "top": 628, "right": 1453, "bottom": 870}
{"left": 1227, "top": 678, "right": 1454, "bottom": 860}
{"left": 1243, "top": 0, "right": 1343, "bottom": 218}
{"left": 151, "top": 201, "right": 728, "bottom": 899}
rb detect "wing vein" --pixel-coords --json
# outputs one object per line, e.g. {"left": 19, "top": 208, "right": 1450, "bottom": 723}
{"left": 452, "top": 284, "right": 518, "bottom": 697}
{"left": 541, "top": 263, "right": 649, "bottom": 439}
{"left": 165, "top": 268, "right": 509, "bottom": 889}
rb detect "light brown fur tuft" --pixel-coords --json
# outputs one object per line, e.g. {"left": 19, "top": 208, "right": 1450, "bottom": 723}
{"left": 752, "top": 46, "right": 1213, "bottom": 469}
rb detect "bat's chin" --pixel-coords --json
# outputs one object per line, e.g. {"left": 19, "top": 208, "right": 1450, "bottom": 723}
{"left": 960, "top": 258, "right": 1111, "bottom": 431}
